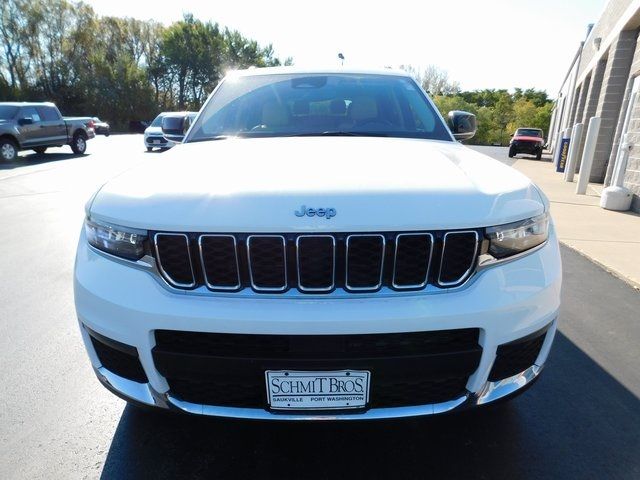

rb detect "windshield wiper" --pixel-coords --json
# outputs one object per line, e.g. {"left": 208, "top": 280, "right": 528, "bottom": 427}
{"left": 284, "top": 131, "right": 390, "bottom": 137}
{"left": 190, "top": 131, "right": 391, "bottom": 142}
{"left": 189, "top": 135, "right": 232, "bottom": 143}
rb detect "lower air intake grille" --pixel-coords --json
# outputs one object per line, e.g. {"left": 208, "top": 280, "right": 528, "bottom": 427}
{"left": 88, "top": 329, "right": 148, "bottom": 383}
{"left": 153, "top": 329, "right": 482, "bottom": 409}
{"left": 488, "top": 327, "right": 548, "bottom": 381}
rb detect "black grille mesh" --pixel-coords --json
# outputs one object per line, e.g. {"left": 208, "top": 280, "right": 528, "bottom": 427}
{"left": 90, "top": 336, "right": 148, "bottom": 383}
{"left": 153, "top": 329, "right": 481, "bottom": 409}
{"left": 297, "top": 236, "right": 334, "bottom": 290}
{"left": 152, "top": 231, "right": 480, "bottom": 293}
{"left": 200, "top": 235, "right": 239, "bottom": 289}
{"left": 489, "top": 330, "right": 547, "bottom": 381}
{"left": 439, "top": 232, "right": 478, "bottom": 285}
{"left": 165, "top": 376, "right": 469, "bottom": 409}
{"left": 248, "top": 236, "right": 287, "bottom": 290}
{"left": 346, "top": 235, "right": 385, "bottom": 289}
{"left": 393, "top": 234, "right": 432, "bottom": 287}
{"left": 371, "top": 377, "right": 468, "bottom": 407}
{"left": 154, "top": 329, "right": 481, "bottom": 358}
{"left": 155, "top": 234, "right": 194, "bottom": 286}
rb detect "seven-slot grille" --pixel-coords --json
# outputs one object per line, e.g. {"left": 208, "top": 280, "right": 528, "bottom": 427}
{"left": 153, "top": 231, "right": 479, "bottom": 293}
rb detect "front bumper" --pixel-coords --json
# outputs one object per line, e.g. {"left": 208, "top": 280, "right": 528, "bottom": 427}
{"left": 144, "top": 135, "right": 174, "bottom": 149}
{"left": 92, "top": 361, "right": 546, "bottom": 420}
{"left": 511, "top": 141, "right": 542, "bottom": 154}
{"left": 74, "top": 227, "right": 562, "bottom": 420}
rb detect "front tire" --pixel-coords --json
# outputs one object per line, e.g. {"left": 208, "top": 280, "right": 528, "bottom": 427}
{"left": 71, "top": 132, "right": 87, "bottom": 154}
{"left": 0, "top": 138, "right": 18, "bottom": 162}
{"left": 508, "top": 146, "right": 516, "bottom": 158}
{"left": 33, "top": 147, "right": 47, "bottom": 154}
{"left": 536, "top": 149, "right": 542, "bottom": 160}
{"left": 146, "top": 146, "right": 153, "bottom": 152}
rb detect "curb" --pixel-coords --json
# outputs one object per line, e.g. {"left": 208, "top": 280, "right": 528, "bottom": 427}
{"left": 560, "top": 241, "right": 640, "bottom": 291}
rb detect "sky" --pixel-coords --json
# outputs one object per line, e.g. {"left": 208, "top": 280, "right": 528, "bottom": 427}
{"left": 88, "top": 0, "right": 606, "bottom": 95}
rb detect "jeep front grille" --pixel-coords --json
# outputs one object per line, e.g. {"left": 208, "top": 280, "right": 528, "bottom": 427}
{"left": 152, "top": 230, "right": 480, "bottom": 294}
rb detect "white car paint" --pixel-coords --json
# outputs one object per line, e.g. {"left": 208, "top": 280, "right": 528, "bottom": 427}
{"left": 143, "top": 124, "right": 175, "bottom": 150}
{"left": 91, "top": 136, "right": 544, "bottom": 232}
{"left": 75, "top": 68, "right": 562, "bottom": 420}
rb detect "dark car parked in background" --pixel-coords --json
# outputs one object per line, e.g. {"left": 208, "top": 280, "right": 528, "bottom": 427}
{"left": 128, "top": 120, "right": 150, "bottom": 134}
{"left": 509, "top": 128, "right": 545, "bottom": 159}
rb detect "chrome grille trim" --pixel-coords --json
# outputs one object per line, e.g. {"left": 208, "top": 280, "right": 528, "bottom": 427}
{"left": 345, "top": 234, "right": 386, "bottom": 292}
{"left": 153, "top": 233, "right": 196, "bottom": 288}
{"left": 295, "top": 235, "right": 336, "bottom": 292}
{"left": 392, "top": 233, "right": 434, "bottom": 289}
{"left": 198, "top": 234, "right": 241, "bottom": 291}
{"left": 148, "top": 230, "right": 482, "bottom": 294}
{"left": 438, "top": 231, "right": 479, "bottom": 287}
{"left": 246, "top": 235, "right": 288, "bottom": 292}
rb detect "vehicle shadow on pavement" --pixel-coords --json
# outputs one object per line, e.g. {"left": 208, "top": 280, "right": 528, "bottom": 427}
{"left": 0, "top": 152, "right": 87, "bottom": 170}
{"left": 99, "top": 332, "right": 640, "bottom": 480}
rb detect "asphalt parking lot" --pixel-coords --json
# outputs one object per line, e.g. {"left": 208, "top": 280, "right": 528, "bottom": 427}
{"left": 0, "top": 137, "right": 639, "bottom": 479}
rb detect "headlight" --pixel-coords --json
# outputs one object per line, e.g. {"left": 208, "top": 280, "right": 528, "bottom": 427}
{"left": 85, "top": 218, "right": 147, "bottom": 260}
{"left": 485, "top": 212, "right": 549, "bottom": 259}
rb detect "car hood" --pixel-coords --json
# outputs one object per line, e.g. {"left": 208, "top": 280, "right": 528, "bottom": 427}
{"left": 89, "top": 137, "right": 544, "bottom": 232}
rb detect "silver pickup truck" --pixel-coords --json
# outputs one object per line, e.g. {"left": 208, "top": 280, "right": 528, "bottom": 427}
{"left": 0, "top": 102, "right": 95, "bottom": 162}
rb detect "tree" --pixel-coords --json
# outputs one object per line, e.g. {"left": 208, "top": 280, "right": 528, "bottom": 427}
{"left": 0, "top": 0, "right": 31, "bottom": 93}
{"left": 0, "top": 0, "right": 292, "bottom": 127}
{"left": 433, "top": 88, "right": 552, "bottom": 145}
{"left": 420, "top": 65, "right": 460, "bottom": 95}
{"left": 161, "top": 15, "right": 226, "bottom": 108}
{"left": 400, "top": 64, "right": 460, "bottom": 95}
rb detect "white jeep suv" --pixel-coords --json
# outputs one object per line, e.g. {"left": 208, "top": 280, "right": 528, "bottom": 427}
{"left": 74, "top": 68, "right": 561, "bottom": 420}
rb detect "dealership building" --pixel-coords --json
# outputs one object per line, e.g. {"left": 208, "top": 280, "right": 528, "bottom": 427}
{"left": 548, "top": 0, "right": 640, "bottom": 212}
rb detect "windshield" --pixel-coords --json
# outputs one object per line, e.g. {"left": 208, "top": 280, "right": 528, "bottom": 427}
{"left": 150, "top": 114, "right": 165, "bottom": 127}
{"left": 0, "top": 106, "right": 18, "bottom": 120}
{"left": 516, "top": 128, "right": 542, "bottom": 137}
{"left": 188, "top": 73, "right": 452, "bottom": 142}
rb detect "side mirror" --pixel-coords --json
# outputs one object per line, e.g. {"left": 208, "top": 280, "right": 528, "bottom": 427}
{"left": 162, "top": 114, "right": 192, "bottom": 143}
{"left": 448, "top": 111, "right": 476, "bottom": 141}
{"left": 18, "top": 117, "right": 33, "bottom": 126}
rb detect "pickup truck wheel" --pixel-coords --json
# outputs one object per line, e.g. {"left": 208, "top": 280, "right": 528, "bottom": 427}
{"left": 0, "top": 139, "right": 18, "bottom": 162}
{"left": 71, "top": 132, "right": 87, "bottom": 154}
{"left": 33, "top": 147, "right": 47, "bottom": 154}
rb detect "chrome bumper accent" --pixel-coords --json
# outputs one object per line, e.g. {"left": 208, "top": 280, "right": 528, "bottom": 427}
{"left": 93, "top": 363, "right": 544, "bottom": 421}
{"left": 476, "top": 364, "right": 542, "bottom": 405}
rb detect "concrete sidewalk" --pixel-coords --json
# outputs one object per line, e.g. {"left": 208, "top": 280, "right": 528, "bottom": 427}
{"left": 512, "top": 156, "right": 640, "bottom": 289}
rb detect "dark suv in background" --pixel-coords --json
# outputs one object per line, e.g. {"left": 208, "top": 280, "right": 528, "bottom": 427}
{"left": 509, "top": 128, "right": 545, "bottom": 160}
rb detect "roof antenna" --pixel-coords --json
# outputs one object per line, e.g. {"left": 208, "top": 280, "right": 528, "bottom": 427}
{"left": 338, "top": 53, "right": 345, "bottom": 66}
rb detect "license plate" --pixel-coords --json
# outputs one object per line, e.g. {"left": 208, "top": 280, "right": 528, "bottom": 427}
{"left": 265, "top": 370, "right": 370, "bottom": 410}
{"left": 152, "top": 140, "right": 159, "bottom": 144}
